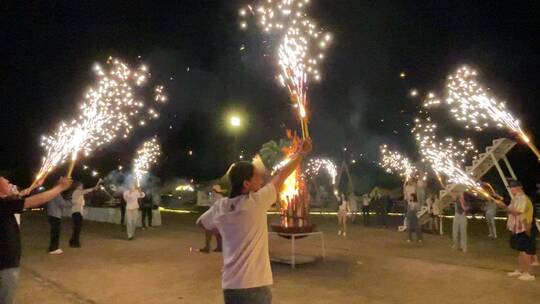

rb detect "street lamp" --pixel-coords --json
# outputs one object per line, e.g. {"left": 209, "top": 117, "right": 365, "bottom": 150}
{"left": 230, "top": 116, "right": 242, "bottom": 128}
{"left": 227, "top": 113, "right": 245, "bottom": 162}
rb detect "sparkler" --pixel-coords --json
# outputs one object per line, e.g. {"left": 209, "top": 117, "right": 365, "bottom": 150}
{"left": 35, "top": 57, "right": 166, "bottom": 183}
{"left": 379, "top": 145, "right": 416, "bottom": 181}
{"left": 422, "top": 144, "right": 480, "bottom": 190}
{"left": 421, "top": 143, "right": 494, "bottom": 200}
{"left": 133, "top": 137, "right": 161, "bottom": 187}
{"left": 424, "top": 65, "right": 540, "bottom": 161}
{"left": 240, "top": 0, "right": 332, "bottom": 139}
{"left": 241, "top": 2, "right": 329, "bottom": 229}
{"left": 413, "top": 117, "right": 477, "bottom": 167}
{"left": 304, "top": 158, "right": 337, "bottom": 185}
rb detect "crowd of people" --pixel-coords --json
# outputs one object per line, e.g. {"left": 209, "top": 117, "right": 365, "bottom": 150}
{"left": 331, "top": 173, "right": 539, "bottom": 284}
{"left": 2, "top": 140, "right": 539, "bottom": 304}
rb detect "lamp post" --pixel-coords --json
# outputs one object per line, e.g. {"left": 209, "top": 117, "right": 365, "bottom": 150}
{"left": 229, "top": 115, "right": 242, "bottom": 161}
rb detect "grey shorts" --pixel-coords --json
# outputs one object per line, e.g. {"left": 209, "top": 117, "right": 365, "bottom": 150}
{"left": 224, "top": 285, "right": 272, "bottom": 304}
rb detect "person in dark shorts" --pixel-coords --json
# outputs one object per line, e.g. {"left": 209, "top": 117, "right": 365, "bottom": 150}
{"left": 493, "top": 180, "right": 535, "bottom": 281}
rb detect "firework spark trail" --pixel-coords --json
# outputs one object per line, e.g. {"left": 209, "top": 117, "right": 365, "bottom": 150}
{"left": 412, "top": 116, "right": 486, "bottom": 193}
{"left": 413, "top": 117, "right": 477, "bottom": 167}
{"left": 133, "top": 137, "right": 161, "bottom": 187}
{"left": 240, "top": 0, "right": 331, "bottom": 138}
{"left": 422, "top": 144, "right": 480, "bottom": 190}
{"left": 304, "top": 158, "right": 337, "bottom": 185}
{"left": 423, "top": 65, "right": 540, "bottom": 160}
{"left": 445, "top": 66, "right": 522, "bottom": 132}
{"left": 36, "top": 57, "right": 166, "bottom": 181}
{"left": 379, "top": 145, "right": 416, "bottom": 180}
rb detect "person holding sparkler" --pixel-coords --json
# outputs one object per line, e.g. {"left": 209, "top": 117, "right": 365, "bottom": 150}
{"left": 197, "top": 138, "right": 312, "bottom": 304}
{"left": 1, "top": 176, "right": 72, "bottom": 304}
{"left": 123, "top": 185, "right": 145, "bottom": 241}
{"left": 69, "top": 179, "right": 101, "bottom": 248}
{"left": 491, "top": 180, "right": 536, "bottom": 281}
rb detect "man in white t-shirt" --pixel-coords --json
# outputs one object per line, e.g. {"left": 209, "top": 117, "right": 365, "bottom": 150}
{"left": 197, "top": 139, "right": 312, "bottom": 304}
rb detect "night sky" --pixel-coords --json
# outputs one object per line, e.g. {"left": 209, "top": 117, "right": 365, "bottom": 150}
{"left": 2, "top": 1, "right": 539, "bottom": 193}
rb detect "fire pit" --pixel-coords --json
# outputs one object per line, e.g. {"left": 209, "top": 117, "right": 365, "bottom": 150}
{"left": 271, "top": 222, "right": 316, "bottom": 239}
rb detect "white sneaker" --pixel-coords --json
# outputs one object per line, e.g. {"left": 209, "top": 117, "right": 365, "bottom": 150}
{"left": 507, "top": 270, "right": 522, "bottom": 277}
{"left": 518, "top": 273, "right": 535, "bottom": 281}
{"left": 49, "top": 249, "right": 63, "bottom": 255}
{"left": 343, "top": 232, "right": 347, "bottom": 237}
{"left": 338, "top": 230, "right": 342, "bottom": 235}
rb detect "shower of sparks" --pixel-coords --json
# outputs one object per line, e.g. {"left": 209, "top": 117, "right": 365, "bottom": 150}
{"left": 36, "top": 57, "right": 166, "bottom": 181}
{"left": 423, "top": 65, "right": 526, "bottom": 136}
{"left": 379, "top": 145, "right": 416, "bottom": 180}
{"left": 240, "top": 0, "right": 331, "bottom": 125}
{"left": 413, "top": 117, "right": 483, "bottom": 191}
{"left": 422, "top": 144, "right": 481, "bottom": 190}
{"left": 133, "top": 137, "right": 161, "bottom": 187}
{"left": 413, "top": 117, "right": 477, "bottom": 167}
{"left": 304, "top": 158, "right": 337, "bottom": 185}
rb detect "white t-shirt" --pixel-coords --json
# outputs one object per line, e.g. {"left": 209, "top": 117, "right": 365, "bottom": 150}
{"left": 197, "top": 183, "right": 277, "bottom": 290}
{"left": 123, "top": 190, "right": 145, "bottom": 210}
{"left": 71, "top": 188, "right": 93, "bottom": 214}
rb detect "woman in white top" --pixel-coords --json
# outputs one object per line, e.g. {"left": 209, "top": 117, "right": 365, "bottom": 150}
{"left": 123, "top": 185, "right": 145, "bottom": 240}
{"left": 69, "top": 179, "right": 101, "bottom": 248}
{"left": 338, "top": 194, "right": 350, "bottom": 236}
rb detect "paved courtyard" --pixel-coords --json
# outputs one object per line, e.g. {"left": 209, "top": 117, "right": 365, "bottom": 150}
{"left": 15, "top": 211, "right": 540, "bottom": 303}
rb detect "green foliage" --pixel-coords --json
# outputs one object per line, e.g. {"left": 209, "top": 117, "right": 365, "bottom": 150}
{"left": 258, "top": 138, "right": 292, "bottom": 170}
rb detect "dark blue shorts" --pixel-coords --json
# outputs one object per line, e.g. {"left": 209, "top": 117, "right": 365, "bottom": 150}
{"left": 510, "top": 232, "right": 536, "bottom": 255}
{"left": 224, "top": 286, "right": 272, "bottom": 304}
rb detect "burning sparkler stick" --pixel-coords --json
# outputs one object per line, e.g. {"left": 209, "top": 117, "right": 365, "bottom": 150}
{"left": 133, "top": 137, "right": 161, "bottom": 188}
{"left": 425, "top": 65, "right": 540, "bottom": 162}
{"left": 34, "top": 57, "right": 166, "bottom": 184}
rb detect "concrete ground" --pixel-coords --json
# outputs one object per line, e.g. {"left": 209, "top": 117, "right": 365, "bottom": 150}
{"left": 15, "top": 211, "right": 540, "bottom": 304}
